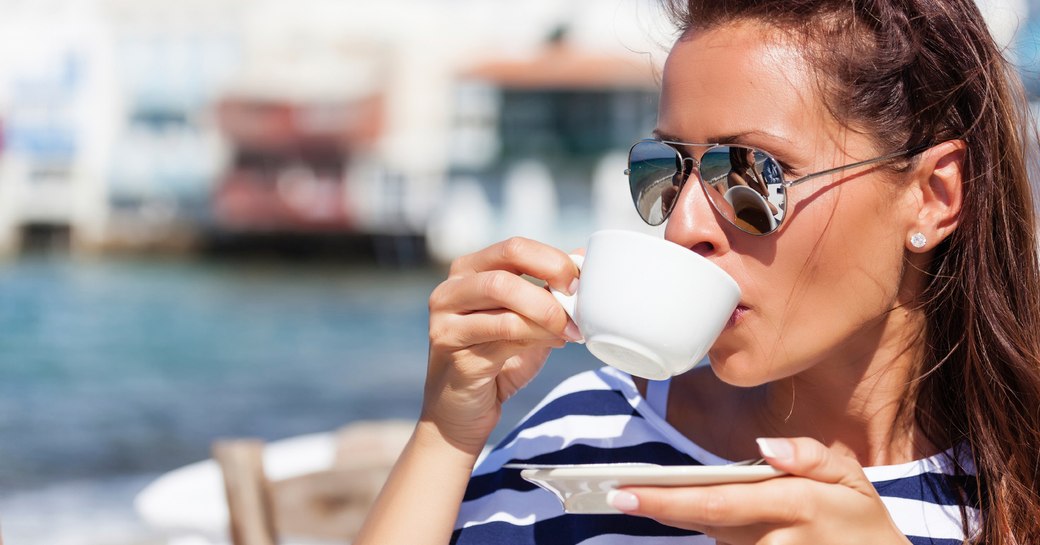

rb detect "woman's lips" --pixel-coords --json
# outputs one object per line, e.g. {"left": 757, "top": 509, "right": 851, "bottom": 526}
{"left": 727, "top": 305, "right": 749, "bottom": 328}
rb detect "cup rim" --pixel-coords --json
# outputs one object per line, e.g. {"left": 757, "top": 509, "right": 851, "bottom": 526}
{"left": 587, "top": 229, "right": 740, "bottom": 294}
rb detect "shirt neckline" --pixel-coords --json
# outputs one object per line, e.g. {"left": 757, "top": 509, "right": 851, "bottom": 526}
{"left": 599, "top": 366, "right": 973, "bottom": 478}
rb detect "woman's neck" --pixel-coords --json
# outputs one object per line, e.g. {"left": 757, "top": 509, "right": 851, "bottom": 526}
{"left": 664, "top": 308, "right": 936, "bottom": 466}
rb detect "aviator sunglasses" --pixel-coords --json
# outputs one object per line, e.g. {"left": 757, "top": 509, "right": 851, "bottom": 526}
{"left": 626, "top": 138, "right": 929, "bottom": 235}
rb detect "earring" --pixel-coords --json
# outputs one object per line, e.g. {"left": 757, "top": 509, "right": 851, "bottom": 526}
{"left": 910, "top": 232, "right": 927, "bottom": 249}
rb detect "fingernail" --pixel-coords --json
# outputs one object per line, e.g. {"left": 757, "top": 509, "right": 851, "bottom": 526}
{"left": 563, "top": 320, "right": 583, "bottom": 343}
{"left": 606, "top": 489, "right": 639, "bottom": 512}
{"left": 566, "top": 278, "right": 579, "bottom": 296}
{"left": 756, "top": 437, "right": 794, "bottom": 463}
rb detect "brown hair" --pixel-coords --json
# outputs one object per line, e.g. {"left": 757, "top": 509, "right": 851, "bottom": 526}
{"left": 662, "top": 0, "right": 1040, "bottom": 542}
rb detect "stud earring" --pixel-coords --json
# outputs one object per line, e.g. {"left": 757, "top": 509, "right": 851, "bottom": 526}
{"left": 910, "top": 232, "right": 927, "bottom": 249}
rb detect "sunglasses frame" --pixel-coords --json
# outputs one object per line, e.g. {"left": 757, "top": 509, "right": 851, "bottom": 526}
{"left": 626, "top": 138, "right": 931, "bottom": 234}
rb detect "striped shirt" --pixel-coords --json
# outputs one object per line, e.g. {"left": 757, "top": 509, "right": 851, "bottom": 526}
{"left": 452, "top": 367, "right": 979, "bottom": 545}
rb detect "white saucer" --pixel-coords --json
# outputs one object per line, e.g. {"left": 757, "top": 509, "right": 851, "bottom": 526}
{"left": 508, "top": 463, "right": 786, "bottom": 514}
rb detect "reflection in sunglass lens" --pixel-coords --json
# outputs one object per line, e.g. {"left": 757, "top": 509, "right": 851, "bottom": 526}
{"left": 698, "top": 146, "right": 786, "bottom": 234}
{"left": 628, "top": 141, "right": 682, "bottom": 226}
{"left": 627, "top": 140, "right": 788, "bottom": 235}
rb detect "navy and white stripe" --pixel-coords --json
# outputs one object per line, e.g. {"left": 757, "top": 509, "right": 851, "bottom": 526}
{"left": 451, "top": 367, "right": 979, "bottom": 545}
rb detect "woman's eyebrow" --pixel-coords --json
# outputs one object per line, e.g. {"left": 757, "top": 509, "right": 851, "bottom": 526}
{"left": 651, "top": 128, "right": 795, "bottom": 147}
{"left": 716, "top": 130, "right": 796, "bottom": 147}
{"left": 651, "top": 129, "right": 684, "bottom": 142}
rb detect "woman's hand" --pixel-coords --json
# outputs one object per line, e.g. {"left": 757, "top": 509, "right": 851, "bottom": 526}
{"left": 355, "top": 237, "right": 578, "bottom": 545}
{"left": 422, "top": 237, "right": 581, "bottom": 457}
{"left": 610, "top": 438, "right": 912, "bottom": 545}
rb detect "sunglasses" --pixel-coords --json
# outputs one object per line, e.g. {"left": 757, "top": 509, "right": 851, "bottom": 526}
{"left": 626, "top": 138, "right": 928, "bottom": 235}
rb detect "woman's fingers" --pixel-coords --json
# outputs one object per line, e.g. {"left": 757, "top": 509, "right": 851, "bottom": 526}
{"left": 433, "top": 310, "right": 570, "bottom": 352}
{"left": 613, "top": 438, "right": 885, "bottom": 533}
{"left": 755, "top": 437, "right": 875, "bottom": 495}
{"left": 430, "top": 237, "right": 582, "bottom": 347}
{"left": 421, "top": 237, "right": 580, "bottom": 455}
{"left": 616, "top": 478, "right": 810, "bottom": 527}
{"left": 430, "top": 272, "right": 579, "bottom": 345}
{"left": 449, "top": 237, "right": 579, "bottom": 294}
{"left": 438, "top": 320, "right": 565, "bottom": 374}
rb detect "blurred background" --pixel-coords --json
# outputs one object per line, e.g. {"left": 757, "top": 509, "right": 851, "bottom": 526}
{"left": 0, "top": 0, "right": 1035, "bottom": 544}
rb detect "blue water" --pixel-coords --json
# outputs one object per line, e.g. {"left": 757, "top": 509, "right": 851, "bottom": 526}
{"left": 0, "top": 256, "right": 599, "bottom": 543}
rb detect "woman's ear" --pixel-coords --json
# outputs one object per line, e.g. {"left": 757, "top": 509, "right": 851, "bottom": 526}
{"left": 904, "top": 140, "right": 966, "bottom": 253}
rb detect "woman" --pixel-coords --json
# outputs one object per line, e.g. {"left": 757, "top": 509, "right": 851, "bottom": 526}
{"left": 725, "top": 147, "right": 767, "bottom": 197}
{"left": 357, "top": 0, "right": 1040, "bottom": 543}
{"left": 724, "top": 146, "right": 781, "bottom": 230}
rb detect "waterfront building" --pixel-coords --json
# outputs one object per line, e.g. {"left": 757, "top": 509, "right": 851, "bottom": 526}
{"left": 0, "top": 0, "right": 1032, "bottom": 258}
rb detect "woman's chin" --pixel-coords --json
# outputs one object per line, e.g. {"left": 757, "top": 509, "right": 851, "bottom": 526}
{"left": 706, "top": 353, "right": 775, "bottom": 388}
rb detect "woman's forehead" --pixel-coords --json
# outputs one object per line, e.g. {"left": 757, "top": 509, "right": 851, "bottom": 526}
{"left": 658, "top": 21, "right": 826, "bottom": 147}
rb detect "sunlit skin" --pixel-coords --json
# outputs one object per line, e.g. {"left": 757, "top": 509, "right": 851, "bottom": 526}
{"left": 355, "top": 17, "right": 965, "bottom": 545}
{"left": 644, "top": 20, "right": 940, "bottom": 465}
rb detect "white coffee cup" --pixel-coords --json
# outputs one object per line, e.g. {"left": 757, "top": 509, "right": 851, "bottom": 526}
{"left": 553, "top": 230, "right": 741, "bottom": 380}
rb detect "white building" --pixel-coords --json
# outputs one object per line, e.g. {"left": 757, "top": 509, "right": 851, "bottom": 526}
{"left": 0, "top": 0, "right": 118, "bottom": 254}
{"left": 0, "top": 0, "right": 1031, "bottom": 257}
{"left": 0, "top": 0, "right": 673, "bottom": 256}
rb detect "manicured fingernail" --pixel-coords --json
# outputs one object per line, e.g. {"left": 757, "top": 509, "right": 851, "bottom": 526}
{"left": 563, "top": 320, "right": 583, "bottom": 343}
{"left": 756, "top": 438, "right": 794, "bottom": 462}
{"left": 607, "top": 489, "right": 639, "bottom": 512}
{"left": 566, "top": 278, "right": 579, "bottom": 296}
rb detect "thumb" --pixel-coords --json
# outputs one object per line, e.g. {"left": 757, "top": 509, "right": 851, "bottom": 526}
{"left": 756, "top": 437, "right": 876, "bottom": 495}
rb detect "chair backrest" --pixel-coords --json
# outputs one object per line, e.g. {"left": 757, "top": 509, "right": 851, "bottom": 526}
{"left": 214, "top": 420, "right": 413, "bottom": 544}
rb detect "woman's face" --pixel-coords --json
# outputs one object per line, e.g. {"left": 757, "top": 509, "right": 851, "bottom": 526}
{"left": 660, "top": 22, "right": 917, "bottom": 387}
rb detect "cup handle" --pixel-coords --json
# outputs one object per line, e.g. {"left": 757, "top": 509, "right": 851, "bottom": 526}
{"left": 550, "top": 254, "right": 584, "bottom": 330}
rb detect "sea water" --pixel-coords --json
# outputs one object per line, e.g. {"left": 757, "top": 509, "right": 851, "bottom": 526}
{"left": 0, "top": 256, "right": 597, "bottom": 544}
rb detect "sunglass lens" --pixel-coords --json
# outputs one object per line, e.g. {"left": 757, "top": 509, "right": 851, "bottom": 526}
{"left": 628, "top": 141, "right": 683, "bottom": 226}
{"left": 697, "top": 146, "right": 786, "bottom": 235}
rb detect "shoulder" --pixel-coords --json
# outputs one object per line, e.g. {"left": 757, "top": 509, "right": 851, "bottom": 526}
{"left": 866, "top": 446, "right": 980, "bottom": 543}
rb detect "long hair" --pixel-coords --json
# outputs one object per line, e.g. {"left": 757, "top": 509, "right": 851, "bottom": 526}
{"left": 662, "top": 0, "right": 1040, "bottom": 542}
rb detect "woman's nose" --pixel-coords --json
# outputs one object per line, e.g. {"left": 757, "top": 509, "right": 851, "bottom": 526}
{"left": 664, "top": 174, "right": 730, "bottom": 257}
